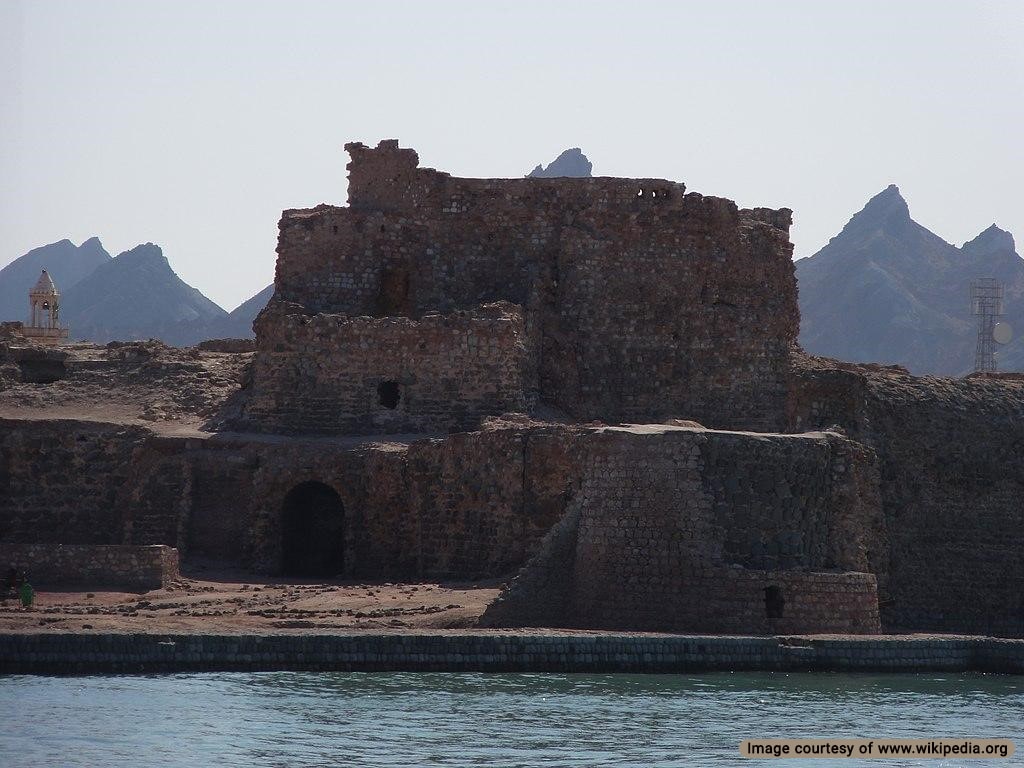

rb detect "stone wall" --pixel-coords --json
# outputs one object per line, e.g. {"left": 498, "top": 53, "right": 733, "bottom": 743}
{"left": 484, "top": 425, "right": 882, "bottom": 634}
{"left": 0, "top": 543, "right": 179, "bottom": 590}
{"left": 240, "top": 425, "right": 581, "bottom": 579}
{"left": 0, "top": 418, "right": 582, "bottom": 582}
{"left": 242, "top": 301, "right": 530, "bottom": 435}
{"left": 250, "top": 139, "right": 798, "bottom": 433}
{"left": 787, "top": 353, "right": 1024, "bottom": 637}
{"left": 0, "top": 419, "right": 147, "bottom": 544}
{"left": 5, "top": 632, "right": 1021, "bottom": 675}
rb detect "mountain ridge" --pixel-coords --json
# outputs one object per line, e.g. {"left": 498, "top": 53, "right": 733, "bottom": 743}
{"left": 797, "top": 188, "right": 1024, "bottom": 375}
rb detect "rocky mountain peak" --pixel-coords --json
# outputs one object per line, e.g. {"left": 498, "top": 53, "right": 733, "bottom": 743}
{"left": 962, "top": 224, "right": 1016, "bottom": 257}
{"left": 117, "top": 242, "right": 167, "bottom": 266}
{"left": 527, "top": 148, "right": 593, "bottom": 178}
{"left": 841, "top": 184, "right": 911, "bottom": 235}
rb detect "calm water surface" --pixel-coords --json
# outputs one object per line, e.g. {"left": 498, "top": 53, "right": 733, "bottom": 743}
{"left": 0, "top": 671, "right": 1020, "bottom": 767}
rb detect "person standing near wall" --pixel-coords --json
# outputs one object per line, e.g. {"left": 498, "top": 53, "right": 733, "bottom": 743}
{"left": 19, "top": 580, "right": 34, "bottom": 609}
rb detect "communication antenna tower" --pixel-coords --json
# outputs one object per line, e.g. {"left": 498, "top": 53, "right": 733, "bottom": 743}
{"left": 971, "top": 278, "right": 1004, "bottom": 373}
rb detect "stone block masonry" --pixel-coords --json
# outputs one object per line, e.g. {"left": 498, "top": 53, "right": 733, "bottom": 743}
{"left": 1, "top": 632, "right": 1021, "bottom": 675}
{"left": 0, "top": 544, "right": 179, "bottom": 590}
{"left": 243, "top": 301, "right": 529, "bottom": 435}
{"left": 483, "top": 425, "right": 883, "bottom": 634}
{"left": 0, "top": 417, "right": 582, "bottom": 582}
{"left": 0, "top": 419, "right": 149, "bottom": 544}
{"left": 242, "top": 139, "right": 798, "bottom": 434}
{"left": 787, "top": 352, "right": 1024, "bottom": 637}
{"left": 4, "top": 138, "right": 1024, "bottom": 640}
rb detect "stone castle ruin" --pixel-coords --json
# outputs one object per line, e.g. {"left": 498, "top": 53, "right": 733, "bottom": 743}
{"left": 1, "top": 140, "right": 1022, "bottom": 637}
{"left": 240, "top": 140, "right": 796, "bottom": 435}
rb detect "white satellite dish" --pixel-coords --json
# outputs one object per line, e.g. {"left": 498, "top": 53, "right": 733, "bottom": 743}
{"left": 993, "top": 322, "right": 1013, "bottom": 345}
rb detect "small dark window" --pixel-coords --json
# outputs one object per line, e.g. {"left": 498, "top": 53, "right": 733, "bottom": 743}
{"left": 765, "top": 585, "right": 785, "bottom": 619}
{"left": 378, "top": 380, "right": 400, "bottom": 409}
{"left": 332, "top": 225, "right": 338, "bottom": 234}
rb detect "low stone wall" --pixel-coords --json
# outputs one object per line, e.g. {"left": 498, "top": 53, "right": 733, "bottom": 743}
{"left": 195, "top": 339, "right": 255, "bottom": 353}
{"left": 572, "top": 569, "right": 880, "bottom": 635}
{"left": 0, "top": 544, "right": 179, "bottom": 590}
{"left": 1, "top": 632, "right": 1021, "bottom": 675}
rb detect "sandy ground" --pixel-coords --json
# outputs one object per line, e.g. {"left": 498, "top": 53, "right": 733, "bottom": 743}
{"left": 0, "top": 567, "right": 502, "bottom": 635}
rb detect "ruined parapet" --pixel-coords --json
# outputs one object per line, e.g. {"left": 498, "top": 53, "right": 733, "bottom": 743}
{"left": 253, "top": 139, "right": 799, "bottom": 434}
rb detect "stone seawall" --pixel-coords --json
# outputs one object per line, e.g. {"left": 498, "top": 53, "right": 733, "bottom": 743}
{"left": 0, "top": 544, "right": 179, "bottom": 590}
{"left": 1, "top": 632, "right": 1021, "bottom": 675}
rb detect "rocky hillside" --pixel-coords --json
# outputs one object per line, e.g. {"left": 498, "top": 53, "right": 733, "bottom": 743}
{"left": 60, "top": 243, "right": 228, "bottom": 345}
{"left": 796, "top": 186, "right": 1024, "bottom": 375}
{"left": 200, "top": 283, "right": 273, "bottom": 340}
{"left": 0, "top": 238, "right": 111, "bottom": 322}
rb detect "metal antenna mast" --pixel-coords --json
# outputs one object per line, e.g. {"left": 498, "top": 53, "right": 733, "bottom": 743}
{"left": 971, "top": 278, "right": 1004, "bottom": 373}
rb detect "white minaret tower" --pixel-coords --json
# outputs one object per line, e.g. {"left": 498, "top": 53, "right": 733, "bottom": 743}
{"left": 24, "top": 269, "right": 70, "bottom": 345}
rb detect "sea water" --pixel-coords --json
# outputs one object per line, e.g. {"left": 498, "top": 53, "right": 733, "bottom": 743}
{"left": 0, "top": 671, "right": 1020, "bottom": 767}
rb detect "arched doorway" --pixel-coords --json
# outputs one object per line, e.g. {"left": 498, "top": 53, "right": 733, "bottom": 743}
{"left": 280, "top": 481, "right": 345, "bottom": 578}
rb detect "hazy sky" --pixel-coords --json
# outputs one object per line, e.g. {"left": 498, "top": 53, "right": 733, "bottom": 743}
{"left": 2, "top": 0, "right": 1022, "bottom": 310}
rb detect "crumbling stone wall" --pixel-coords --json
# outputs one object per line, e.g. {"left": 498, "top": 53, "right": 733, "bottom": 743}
{"left": 484, "top": 425, "right": 883, "bottom": 634}
{"left": 0, "top": 543, "right": 178, "bottom": 590}
{"left": 247, "top": 139, "right": 798, "bottom": 434}
{"left": 243, "top": 301, "right": 530, "bottom": 435}
{"left": 788, "top": 353, "right": 1024, "bottom": 637}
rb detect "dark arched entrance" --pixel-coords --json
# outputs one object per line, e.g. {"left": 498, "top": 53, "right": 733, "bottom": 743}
{"left": 280, "top": 481, "right": 345, "bottom": 578}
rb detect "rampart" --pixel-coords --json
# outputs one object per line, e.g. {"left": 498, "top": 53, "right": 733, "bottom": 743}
{"left": 0, "top": 419, "right": 148, "bottom": 543}
{"left": 786, "top": 353, "right": 1024, "bottom": 637}
{"left": 242, "top": 140, "right": 798, "bottom": 434}
{"left": 0, "top": 419, "right": 580, "bottom": 581}
{"left": 483, "top": 425, "right": 883, "bottom": 634}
